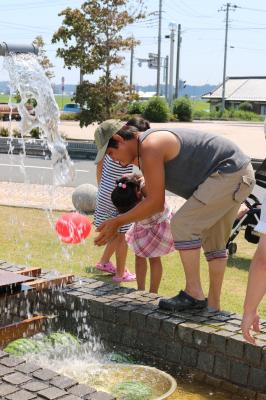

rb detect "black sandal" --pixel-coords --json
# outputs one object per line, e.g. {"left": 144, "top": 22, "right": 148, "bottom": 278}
{"left": 159, "top": 290, "right": 207, "bottom": 312}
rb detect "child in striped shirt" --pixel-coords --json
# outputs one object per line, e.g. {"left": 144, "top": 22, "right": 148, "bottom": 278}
{"left": 94, "top": 116, "right": 150, "bottom": 282}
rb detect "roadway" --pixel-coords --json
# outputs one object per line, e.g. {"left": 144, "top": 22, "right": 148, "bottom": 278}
{"left": 0, "top": 153, "right": 97, "bottom": 187}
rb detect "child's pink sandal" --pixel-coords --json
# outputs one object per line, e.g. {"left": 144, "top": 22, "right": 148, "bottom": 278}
{"left": 95, "top": 262, "right": 116, "bottom": 274}
{"left": 112, "top": 270, "right": 136, "bottom": 282}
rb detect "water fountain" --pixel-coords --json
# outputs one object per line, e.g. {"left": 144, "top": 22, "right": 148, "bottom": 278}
{"left": 1, "top": 42, "right": 75, "bottom": 186}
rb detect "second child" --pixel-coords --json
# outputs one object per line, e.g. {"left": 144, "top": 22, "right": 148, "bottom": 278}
{"left": 111, "top": 176, "right": 175, "bottom": 293}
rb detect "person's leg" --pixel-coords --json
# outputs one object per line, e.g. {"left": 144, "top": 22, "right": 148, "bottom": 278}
{"left": 241, "top": 233, "right": 266, "bottom": 343}
{"left": 115, "top": 233, "right": 128, "bottom": 278}
{"left": 160, "top": 165, "right": 255, "bottom": 311}
{"left": 179, "top": 248, "right": 205, "bottom": 300}
{"left": 149, "top": 257, "right": 163, "bottom": 293}
{"left": 202, "top": 170, "right": 255, "bottom": 310}
{"left": 135, "top": 255, "right": 148, "bottom": 290}
{"left": 99, "top": 234, "right": 118, "bottom": 264}
{"left": 203, "top": 217, "right": 232, "bottom": 311}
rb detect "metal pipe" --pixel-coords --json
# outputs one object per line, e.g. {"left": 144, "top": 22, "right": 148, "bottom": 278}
{"left": 0, "top": 42, "right": 38, "bottom": 56}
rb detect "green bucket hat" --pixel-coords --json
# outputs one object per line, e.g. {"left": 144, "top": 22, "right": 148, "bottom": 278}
{"left": 94, "top": 119, "right": 124, "bottom": 164}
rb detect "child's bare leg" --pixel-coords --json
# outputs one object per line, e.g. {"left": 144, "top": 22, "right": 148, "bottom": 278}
{"left": 99, "top": 234, "right": 118, "bottom": 264}
{"left": 115, "top": 233, "right": 128, "bottom": 278}
{"left": 149, "top": 257, "right": 163, "bottom": 293}
{"left": 135, "top": 255, "right": 147, "bottom": 290}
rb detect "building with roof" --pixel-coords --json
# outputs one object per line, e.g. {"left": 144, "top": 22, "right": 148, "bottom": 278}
{"left": 202, "top": 76, "right": 266, "bottom": 115}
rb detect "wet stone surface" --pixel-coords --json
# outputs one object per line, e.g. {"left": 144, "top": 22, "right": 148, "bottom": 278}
{"left": 1, "top": 262, "right": 266, "bottom": 398}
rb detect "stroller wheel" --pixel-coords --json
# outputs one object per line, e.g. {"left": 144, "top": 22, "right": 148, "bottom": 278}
{"left": 228, "top": 242, "right": 237, "bottom": 255}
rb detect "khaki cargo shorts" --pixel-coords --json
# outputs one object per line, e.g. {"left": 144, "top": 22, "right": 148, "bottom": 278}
{"left": 171, "top": 163, "right": 255, "bottom": 261}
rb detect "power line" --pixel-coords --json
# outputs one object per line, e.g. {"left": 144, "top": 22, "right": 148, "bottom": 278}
{"left": 237, "top": 6, "right": 266, "bottom": 13}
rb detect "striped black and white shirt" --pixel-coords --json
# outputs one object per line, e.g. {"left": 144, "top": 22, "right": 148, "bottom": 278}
{"left": 94, "top": 155, "right": 133, "bottom": 233}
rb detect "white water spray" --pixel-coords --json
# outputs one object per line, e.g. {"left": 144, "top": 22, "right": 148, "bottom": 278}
{"left": 3, "top": 52, "right": 75, "bottom": 185}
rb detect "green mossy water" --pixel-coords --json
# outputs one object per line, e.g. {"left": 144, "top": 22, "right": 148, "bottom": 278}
{"left": 111, "top": 380, "right": 153, "bottom": 400}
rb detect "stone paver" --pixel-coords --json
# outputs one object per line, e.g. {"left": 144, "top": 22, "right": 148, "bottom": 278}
{"left": 0, "top": 181, "right": 185, "bottom": 211}
{"left": 0, "top": 182, "right": 74, "bottom": 211}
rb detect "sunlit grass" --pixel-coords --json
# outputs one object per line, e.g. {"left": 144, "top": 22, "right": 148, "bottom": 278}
{"left": 0, "top": 94, "right": 73, "bottom": 110}
{"left": 1, "top": 205, "right": 265, "bottom": 317}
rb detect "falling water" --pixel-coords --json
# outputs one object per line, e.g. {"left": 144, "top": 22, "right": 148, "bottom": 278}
{"left": 3, "top": 52, "right": 75, "bottom": 185}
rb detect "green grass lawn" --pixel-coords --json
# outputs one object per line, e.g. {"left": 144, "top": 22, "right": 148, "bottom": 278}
{"left": 0, "top": 94, "right": 73, "bottom": 110}
{"left": 191, "top": 100, "right": 210, "bottom": 113}
{"left": 1, "top": 205, "right": 265, "bottom": 317}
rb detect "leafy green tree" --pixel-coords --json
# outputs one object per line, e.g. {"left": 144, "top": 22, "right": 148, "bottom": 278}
{"left": 52, "top": 0, "right": 145, "bottom": 126}
{"left": 33, "top": 36, "right": 54, "bottom": 79}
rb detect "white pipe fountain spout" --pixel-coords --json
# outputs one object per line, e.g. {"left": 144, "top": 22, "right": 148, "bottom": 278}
{"left": 0, "top": 42, "right": 38, "bottom": 56}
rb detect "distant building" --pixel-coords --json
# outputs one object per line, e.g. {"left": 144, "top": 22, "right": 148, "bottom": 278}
{"left": 202, "top": 76, "right": 266, "bottom": 115}
{"left": 137, "top": 91, "right": 157, "bottom": 100}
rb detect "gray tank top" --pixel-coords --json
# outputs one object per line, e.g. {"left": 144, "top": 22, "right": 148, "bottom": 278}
{"left": 139, "top": 128, "right": 250, "bottom": 199}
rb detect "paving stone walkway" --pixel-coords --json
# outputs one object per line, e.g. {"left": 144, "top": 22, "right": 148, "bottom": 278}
{"left": 0, "top": 181, "right": 185, "bottom": 212}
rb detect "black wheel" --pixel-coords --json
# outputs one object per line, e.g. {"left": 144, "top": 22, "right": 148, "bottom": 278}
{"left": 228, "top": 242, "right": 237, "bottom": 255}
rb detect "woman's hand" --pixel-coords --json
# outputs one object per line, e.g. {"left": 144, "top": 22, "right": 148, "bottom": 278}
{"left": 94, "top": 218, "right": 120, "bottom": 246}
{"left": 241, "top": 310, "right": 260, "bottom": 344}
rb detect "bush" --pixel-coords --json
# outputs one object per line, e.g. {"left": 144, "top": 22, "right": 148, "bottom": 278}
{"left": 0, "top": 127, "right": 9, "bottom": 137}
{"left": 193, "top": 108, "right": 264, "bottom": 122}
{"left": 239, "top": 102, "right": 253, "bottom": 112}
{"left": 143, "top": 97, "right": 169, "bottom": 122}
{"left": 127, "top": 101, "right": 147, "bottom": 115}
{"left": 172, "top": 96, "right": 192, "bottom": 122}
{"left": 30, "top": 128, "right": 41, "bottom": 139}
{"left": 12, "top": 129, "right": 21, "bottom": 138}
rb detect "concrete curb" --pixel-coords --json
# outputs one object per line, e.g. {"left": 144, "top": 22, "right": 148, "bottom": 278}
{"left": 0, "top": 137, "right": 97, "bottom": 160}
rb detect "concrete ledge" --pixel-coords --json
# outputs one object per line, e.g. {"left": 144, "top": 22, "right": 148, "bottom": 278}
{"left": 1, "top": 261, "right": 266, "bottom": 398}
{"left": 0, "top": 137, "right": 97, "bottom": 160}
{"left": 0, "top": 137, "right": 263, "bottom": 166}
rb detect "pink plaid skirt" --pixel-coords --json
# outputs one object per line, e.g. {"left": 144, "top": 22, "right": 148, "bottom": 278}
{"left": 125, "top": 204, "right": 175, "bottom": 258}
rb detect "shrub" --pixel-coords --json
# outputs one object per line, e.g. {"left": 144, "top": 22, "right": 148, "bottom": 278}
{"left": 30, "top": 128, "right": 41, "bottom": 139}
{"left": 172, "top": 96, "right": 192, "bottom": 122}
{"left": 193, "top": 108, "right": 263, "bottom": 122}
{"left": 0, "top": 127, "right": 9, "bottom": 137}
{"left": 127, "top": 101, "right": 147, "bottom": 115}
{"left": 12, "top": 129, "right": 21, "bottom": 138}
{"left": 193, "top": 110, "right": 210, "bottom": 120}
{"left": 239, "top": 102, "right": 253, "bottom": 112}
{"left": 143, "top": 97, "right": 169, "bottom": 122}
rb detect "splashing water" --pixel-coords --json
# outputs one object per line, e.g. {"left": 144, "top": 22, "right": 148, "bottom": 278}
{"left": 3, "top": 53, "right": 75, "bottom": 185}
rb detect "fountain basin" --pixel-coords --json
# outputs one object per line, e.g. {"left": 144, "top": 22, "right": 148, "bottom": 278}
{"left": 61, "top": 363, "right": 177, "bottom": 400}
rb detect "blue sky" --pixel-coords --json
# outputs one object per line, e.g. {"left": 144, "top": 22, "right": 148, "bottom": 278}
{"left": 1, "top": 0, "right": 266, "bottom": 87}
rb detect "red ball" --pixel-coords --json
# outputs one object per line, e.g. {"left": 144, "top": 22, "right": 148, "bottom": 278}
{"left": 55, "top": 212, "right": 91, "bottom": 244}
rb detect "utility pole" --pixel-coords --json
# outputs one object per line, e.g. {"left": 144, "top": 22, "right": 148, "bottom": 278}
{"left": 156, "top": 0, "right": 162, "bottom": 96}
{"left": 80, "top": 70, "right": 83, "bottom": 85}
{"left": 175, "top": 24, "right": 181, "bottom": 99}
{"left": 168, "top": 23, "right": 176, "bottom": 104}
{"left": 164, "top": 55, "right": 169, "bottom": 99}
{"left": 220, "top": 3, "right": 238, "bottom": 112}
{"left": 129, "top": 38, "right": 134, "bottom": 94}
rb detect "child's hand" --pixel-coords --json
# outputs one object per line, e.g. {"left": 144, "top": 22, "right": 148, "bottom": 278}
{"left": 122, "top": 172, "right": 143, "bottom": 182}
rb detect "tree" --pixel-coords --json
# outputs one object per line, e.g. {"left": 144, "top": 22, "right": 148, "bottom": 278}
{"left": 52, "top": 0, "right": 145, "bottom": 126}
{"left": 33, "top": 36, "right": 54, "bottom": 79}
